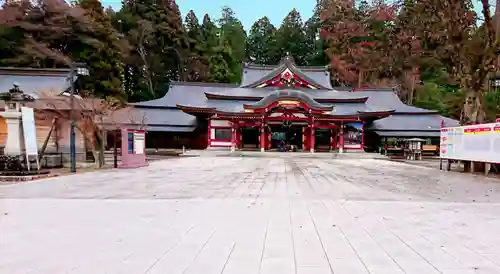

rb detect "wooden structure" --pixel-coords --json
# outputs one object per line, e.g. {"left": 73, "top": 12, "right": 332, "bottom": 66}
{"left": 102, "top": 54, "right": 459, "bottom": 151}
{"left": 0, "top": 67, "right": 103, "bottom": 161}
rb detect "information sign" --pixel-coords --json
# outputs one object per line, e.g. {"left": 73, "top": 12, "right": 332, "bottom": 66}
{"left": 440, "top": 122, "right": 500, "bottom": 163}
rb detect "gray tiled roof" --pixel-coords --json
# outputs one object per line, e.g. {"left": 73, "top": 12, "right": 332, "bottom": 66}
{"left": 367, "top": 114, "right": 459, "bottom": 131}
{"left": 130, "top": 83, "right": 238, "bottom": 108}
{"left": 245, "top": 89, "right": 332, "bottom": 110}
{"left": 130, "top": 82, "right": 458, "bottom": 133}
{"left": 0, "top": 74, "right": 70, "bottom": 98}
{"left": 133, "top": 83, "right": 434, "bottom": 114}
{"left": 374, "top": 131, "right": 441, "bottom": 138}
{"left": 103, "top": 107, "right": 197, "bottom": 127}
{"left": 241, "top": 65, "right": 333, "bottom": 89}
{"left": 145, "top": 125, "right": 196, "bottom": 132}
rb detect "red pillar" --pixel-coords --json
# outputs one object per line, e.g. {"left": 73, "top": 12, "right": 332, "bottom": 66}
{"left": 207, "top": 118, "right": 211, "bottom": 148}
{"left": 339, "top": 122, "right": 344, "bottom": 153}
{"left": 330, "top": 128, "right": 335, "bottom": 151}
{"left": 361, "top": 121, "right": 365, "bottom": 151}
{"left": 309, "top": 117, "right": 315, "bottom": 153}
{"left": 267, "top": 127, "right": 272, "bottom": 150}
{"left": 237, "top": 127, "right": 242, "bottom": 149}
{"left": 260, "top": 123, "right": 265, "bottom": 152}
{"left": 230, "top": 122, "right": 236, "bottom": 152}
{"left": 310, "top": 127, "right": 315, "bottom": 153}
{"left": 302, "top": 127, "right": 307, "bottom": 151}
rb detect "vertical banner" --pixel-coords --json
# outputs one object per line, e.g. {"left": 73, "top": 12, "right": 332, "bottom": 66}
{"left": 21, "top": 107, "right": 39, "bottom": 171}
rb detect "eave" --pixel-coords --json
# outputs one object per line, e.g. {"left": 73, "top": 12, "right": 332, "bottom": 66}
{"left": 176, "top": 104, "right": 216, "bottom": 116}
{"left": 204, "top": 92, "right": 261, "bottom": 101}
{"left": 357, "top": 110, "right": 395, "bottom": 116}
{"left": 242, "top": 99, "right": 333, "bottom": 112}
{"left": 315, "top": 97, "right": 368, "bottom": 103}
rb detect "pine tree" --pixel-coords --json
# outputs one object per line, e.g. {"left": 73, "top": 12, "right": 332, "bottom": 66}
{"left": 218, "top": 6, "right": 247, "bottom": 83}
{"left": 304, "top": 2, "right": 328, "bottom": 66}
{"left": 276, "top": 9, "right": 308, "bottom": 65}
{"left": 247, "top": 17, "right": 279, "bottom": 65}
{"left": 200, "top": 14, "right": 233, "bottom": 83}
{"left": 114, "top": 0, "right": 190, "bottom": 100}
{"left": 75, "top": 0, "right": 129, "bottom": 100}
{"left": 183, "top": 10, "right": 208, "bottom": 81}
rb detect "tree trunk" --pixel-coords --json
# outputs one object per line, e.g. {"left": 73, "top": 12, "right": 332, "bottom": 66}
{"left": 460, "top": 90, "right": 485, "bottom": 125}
{"left": 75, "top": 125, "right": 104, "bottom": 169}
{"left": 357, "top": 70, "right": 363, "bottom": 88}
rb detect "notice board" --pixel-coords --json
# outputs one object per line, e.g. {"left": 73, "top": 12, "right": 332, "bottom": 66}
{"left": 440, "top": 122, "right": 500, "bottom": 163}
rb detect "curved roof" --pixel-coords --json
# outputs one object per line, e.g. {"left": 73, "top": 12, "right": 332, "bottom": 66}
{"left": 243, "top": 89, "right": 333, "bottom": 111}
{"left": 241, "top": 55, "right": 333, "bottom": 89}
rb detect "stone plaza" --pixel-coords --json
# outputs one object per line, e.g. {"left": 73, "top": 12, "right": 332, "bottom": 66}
{"left": 1, "top": 155, "right": 500, "bottom": 274}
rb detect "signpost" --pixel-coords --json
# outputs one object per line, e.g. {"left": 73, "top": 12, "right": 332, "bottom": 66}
{"left": 21, "top": 107, "right": 40, "bottom": 171}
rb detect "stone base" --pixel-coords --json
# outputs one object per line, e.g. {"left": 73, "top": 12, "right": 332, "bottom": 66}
{"left": 0, "top": 171, "right": 55, "bottom": 184}
{"left": 118, "top": 162, "right": 148, "bottom": 169}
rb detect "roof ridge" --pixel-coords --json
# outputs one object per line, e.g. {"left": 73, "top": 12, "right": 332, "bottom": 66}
{"left": 170, "top": 81, "right": 239, "bottom": 88}
{"left": 243, "top": 63, "right": 329, "bottom": 72}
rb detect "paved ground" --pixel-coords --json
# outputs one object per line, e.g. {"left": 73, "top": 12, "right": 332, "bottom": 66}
{"left": 1, "top": 156, "right": 500, "bottom": 274}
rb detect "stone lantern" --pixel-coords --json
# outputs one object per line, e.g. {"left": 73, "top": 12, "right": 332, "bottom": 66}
{"left": 0, "top": 83, "right": 35, "bottom": 156}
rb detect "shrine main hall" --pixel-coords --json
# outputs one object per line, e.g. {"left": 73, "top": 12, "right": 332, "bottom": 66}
{"left": 106, "top": 55, "right": 458, "bottom": 152}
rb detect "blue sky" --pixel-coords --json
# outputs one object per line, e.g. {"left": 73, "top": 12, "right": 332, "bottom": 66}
{"left": 101, "top": 0, "right": 316, "bottom": 30}
{"left": 101, "top": 0, "right": 489, "bottom": 30}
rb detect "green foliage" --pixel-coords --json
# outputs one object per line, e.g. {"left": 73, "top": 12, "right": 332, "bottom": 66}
{"left": 75, "top": 0, "right": 128, "bottom": 101}
{"left": 484, "top": 91, "right": 500, "bottom": 121}
{"left": 183, "top": 10, "right": 209, "bottom": 81}
{"left": 413, "top": 82, "right": 462, "bottom": 118}
{"left": 275, "top": 9, "right": 309, "bottom": 66}
{"left": 247, "top": 17, "right": 279, "bottom": 65}
{"left": 198, "top": 14, "right": 233, "bottom": 83}
{"left": 304, "top": 4, "right": 328, "bottom": 66}
{"left": 113, "top": 0, "right": 189, "bottom": 101}
{"left": 217, "top": 6, "right": 247, "bottom": 83}
{"left": 4, "top": 0, "right": 494, "bottom": 124}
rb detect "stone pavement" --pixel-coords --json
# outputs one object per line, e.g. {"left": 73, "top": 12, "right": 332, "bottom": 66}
{"left": 1, "top": 157, "right": 500, "bottom": 274}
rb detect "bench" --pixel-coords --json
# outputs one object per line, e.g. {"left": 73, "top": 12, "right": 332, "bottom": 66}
{"left": 422, "top": 145, "right": 438, "bottom": 156}
{"left": 384, "top": 146, "right": 404, "bottom": 156}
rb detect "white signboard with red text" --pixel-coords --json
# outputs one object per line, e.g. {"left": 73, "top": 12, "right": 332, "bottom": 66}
{"left": 440, "top": 122, "right": 500, "bottom": 163}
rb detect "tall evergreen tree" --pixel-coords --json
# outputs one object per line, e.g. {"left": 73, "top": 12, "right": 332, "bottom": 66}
{"left": 304, "top": 2, "right": 328, "bottom": 66}
{"left": 218, "top": 6, "right": 247, "bottom": 83}
{"left": 183, "top": 10, "right": 208, "bottom": 81}
{"left": 114, "top": 0, "right": 189, "bottom": 101}
{"left": 247, "top": 16, "right": 279, "bottom": 65}
{"left": 276, "top": 9, "right": 308, "bottom": 65}
{"left": 199, "top": 14, "right": 232, "bottom": 83}
{"left": 75, "top": 0, "right": 129, "bottom": 100}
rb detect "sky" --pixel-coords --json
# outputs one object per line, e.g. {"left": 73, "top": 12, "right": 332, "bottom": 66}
{"left": 101, "top": 0, "right": 316, "bottom": 30}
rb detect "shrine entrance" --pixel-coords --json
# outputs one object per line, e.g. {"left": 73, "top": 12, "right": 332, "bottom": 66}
{"left": 269, "top": 123, "right": 304, "bottom": 150}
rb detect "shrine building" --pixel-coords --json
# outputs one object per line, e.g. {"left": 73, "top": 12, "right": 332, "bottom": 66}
{"left": 105, "top": 55, "right": 458, "bottom": 152}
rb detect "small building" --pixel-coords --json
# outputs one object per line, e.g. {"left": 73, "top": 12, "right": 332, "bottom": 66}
{"left": 108, "top": 55, "right": 459, "bottom": 152}
{"left": 0, "top": 67, "right": 98, "bottom": 160}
